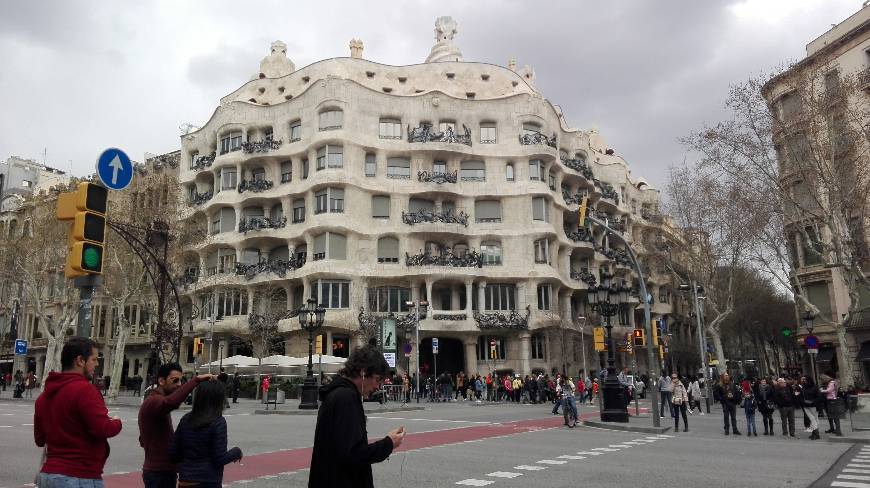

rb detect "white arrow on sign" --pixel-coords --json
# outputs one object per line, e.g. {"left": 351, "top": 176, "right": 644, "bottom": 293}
{"left": 109, "top": 155, "right": 124, "bottom": 185}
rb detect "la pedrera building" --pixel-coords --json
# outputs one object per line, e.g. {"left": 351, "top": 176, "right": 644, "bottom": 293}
{"left": 176, "top": 17, "right": 684, "bottom": 378}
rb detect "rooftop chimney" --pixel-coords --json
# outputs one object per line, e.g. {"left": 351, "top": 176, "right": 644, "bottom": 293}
{"left": 349, "top": 39, "right": 364, "bottom": 59}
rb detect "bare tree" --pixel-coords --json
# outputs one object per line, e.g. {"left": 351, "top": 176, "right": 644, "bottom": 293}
{"left": 248, "top": 285, "right": 288, "bottom": 398}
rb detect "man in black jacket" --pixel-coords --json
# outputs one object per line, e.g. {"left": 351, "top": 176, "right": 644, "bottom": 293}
{"left": 309, "top": 344, "right": 405, "bottom": 488}
{"left": 773, "top": 377, "right": 797, "bottom": 437}
{"left": 713, "top": 373, "right": 742, "bottom": 435}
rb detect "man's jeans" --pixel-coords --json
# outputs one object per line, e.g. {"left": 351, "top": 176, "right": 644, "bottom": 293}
{"left": 143, "top": 470, "right": 177, "bottom": 488}
{"left": 563, "top": 395, "right": 578, "bottom": 421}
{"left": 38, "top": 473, "right": 104, "bottom": 488}
{"left": 780, "top": 406, "right": 796, "bottom": 435}
{"left": 660, "top": 391, "right": 673, "bottom": 417}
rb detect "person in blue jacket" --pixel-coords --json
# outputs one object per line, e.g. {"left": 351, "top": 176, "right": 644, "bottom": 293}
{"left": 170, "top": 380, "right": 242, "bottom": 488}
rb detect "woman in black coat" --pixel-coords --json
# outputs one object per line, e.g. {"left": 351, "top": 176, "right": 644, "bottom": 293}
{"left": 170, "top": 380, "right": 243, "bottom": 487}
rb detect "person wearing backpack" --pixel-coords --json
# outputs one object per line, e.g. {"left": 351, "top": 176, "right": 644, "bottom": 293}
{"left": 756, "top": 377, "right": 776, "bottom": 435}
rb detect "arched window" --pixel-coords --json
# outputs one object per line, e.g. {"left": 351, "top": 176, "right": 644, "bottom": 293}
{"left": 318, "top": 109, "right": 343, "bottom": 131}
{"left": 481, "top": 241, "right": 502, "bottom": 266}
{"left": 377, "top": 236, "right": 399, "bottom": 263}
{"left": 288, "top": 119, "right": 302, "bottom": 142}
{"left": 505, "top": 163, "right": 515, "bottom": 182}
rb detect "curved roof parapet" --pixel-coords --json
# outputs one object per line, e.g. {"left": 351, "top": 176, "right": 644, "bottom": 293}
{"left": 425, "top": 16, "right": 463, "bottom": 63}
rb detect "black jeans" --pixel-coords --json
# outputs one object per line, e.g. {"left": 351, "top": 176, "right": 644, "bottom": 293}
{"left": 722, "top": 403, "right": 738, "bottom": 432}
{"left": 779, "top": 406, "right": 795, "bottom": 435}
{"left": 143, "top": 470, "right": 177, "bottom": 488}
{"left": 761, "top": 410, "right": 775, "bottom": 432}
{"left": 673, "top": 403, "right": 688, "bottom": 430}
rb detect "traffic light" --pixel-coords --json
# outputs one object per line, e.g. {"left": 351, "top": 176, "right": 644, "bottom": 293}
{"left": 578, "top": 196, "right": 589, "bottom": 226}
{"left": 632, "top": 328, "right": 645, "bottom": 347}
{"left": 593, "top": 326, "right": 606, "bottom": 352}
{"left": 57, "top": 182, "right": 108, "bottom": 278}
{"left": 652, "top": 320, "right": 662, "bottom": 346}
{"left": 193, "top": 338, "right": 204, "bottom": 356}
{"left": 315, "top": 334, "right": 323, "bottom": 355}
{"left": 781, "top": 327, "right": 793, "bottom": 337}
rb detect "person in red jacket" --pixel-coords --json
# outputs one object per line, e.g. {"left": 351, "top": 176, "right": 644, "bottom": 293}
{"left": 34, "top": 337, "right": 122, "bottom": 487}
{"left": 138, "top": 362, "right": 215, "bottom": 488}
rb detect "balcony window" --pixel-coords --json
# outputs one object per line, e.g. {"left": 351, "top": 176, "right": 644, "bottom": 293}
{"left": 289, "top": 120, "right": 302, "bottom": 142}
{"left": 365, "top": 153, "right": 377, "bottom": 177}
{"left": 481, "top": 240, "right": 502, "bottom": 265}
{"left": 212, "top": 207, "right": 234, "bottom": 233}
{"left": 529, "top": 159, "right": 544, "bottom": 182}
{"left": 480, "top": 124, "right": 497, "bottom": 144}
{"left": 475, "top": 200, "right": 502, "bottom": 223}
{"left": 302, "top": 159, "right": 309, "bottom": 179}
{"left": 409, "top": 198, "right": 434, "bottom": 213}
{"left": 292, "top": 198, "right": 305, "bottom": 223}
{"left": 313, "top": 232, "right": 346, "bottom": 261}
{"left": 218, "top": 248, "right": 236, "bottom": 273}
{"left": 312, "top": 280, "right": 351, "bottom": 309}
{"left": 219, "top": 132, "right": 242, "bottom": 155}
{"left": 280, "top": 161, "right": 292, "bottom": 183}
{"left": 377, "top": 237, "right": 400, "bottom": 263}
{"left": 369, "top": 286, "right": 410, "bottom": 312}
{"left": 251, "top": 168, "right": 266, "bottom": 182}
{"left": 439, "top": 121, "right": 456, "bottom": 133}
{"left": 531, "top": 333, "right": 545, "bottom": 359}
{"left": 548, "top": 171, "right": 556, "bottom": 191}
{"left": 315, "top": 189, "right": 328, "bottom": 214}
{"left": 318, "top": 109, "right": 343, "bottom": 131}
{"left": 537, "top": 284, "right": 551, "bottom": 310}
{"left": 460, "top": 160, "right": 485, "bottom": 181}
{"left": 433, "top": 160, "right": 447, "bottom": 174}
{"left": 522, "top": 122, "right": 542, "bottom": 137}
{"left": 387, "top": 158, "right": 411, "bottom": 179}
{"left": 379, "top": 118, "right": 402, "bottom": 139}
{"left": 372, "top": 195, "right": 390, "bottom": 218}
{"left": 329, "top": 188, "right": 344, "bottom": 213}
{"left": 477, "top": 335, "right": 505, "bottom": 360}
{"left": 534, "top": 238, "right": 549, "bottom": 264}
{"left": 221, "top": 168, "right": 237, "bottom": 190}
{"left": 316, "top": 145, "right": 343, "bottom": 170}
{"left": 485, "top": 284, "right": 516, "bottom": 311}
{"left": 270, "top": 203, "right": 283, "bottom": 222}
{"left": 532, "top": 197, "right": 549, "bottom": 222}
{"left": 506, "top": 163, "right": 515, "bottom": 182}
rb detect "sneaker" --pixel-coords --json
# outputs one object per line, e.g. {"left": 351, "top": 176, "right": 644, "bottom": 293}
{"left": 684, "top": 427, "right": 688, "bottom": 432}
{"left": 700, "top": 412, "right": 705, "bottom": 416}
{"left": 688, "top": 410, "right": 694, "bottom": 415}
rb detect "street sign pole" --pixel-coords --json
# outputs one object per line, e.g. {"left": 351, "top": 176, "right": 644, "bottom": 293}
{"left": 73, "top": 275, "right": 102, "bottom": 337}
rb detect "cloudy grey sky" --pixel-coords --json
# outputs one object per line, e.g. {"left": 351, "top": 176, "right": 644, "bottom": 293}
{"left": 0, "top": 0, "right": 862, "bottom": 189}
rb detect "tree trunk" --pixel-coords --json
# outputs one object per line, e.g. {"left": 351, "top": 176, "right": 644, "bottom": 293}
{"left": 836, "top": 324, "right": 855, "bottom": 388}
{"left": 43, "top": 335, "right": 61, "bottom": 383}
{"left": 710, "top": 329, "right": 727, "bottom": 376}
{"left": 108, "top": 323, "right": 131, "bottom": 401}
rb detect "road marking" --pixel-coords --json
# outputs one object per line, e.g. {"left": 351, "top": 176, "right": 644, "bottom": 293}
{"left": 486, "top": 472, "right": 522, "bottom": 478}
{"left": 576, "top": 451, "right": 604, "bottom": 456}
{"left": 855, "top": 458, "right": 870, "bottom": 462}
{"left": 623, "top": 441, "right": 646, "bottom": 445}
{"left": 839, "top": 475, "right": 870, "bottom": 481}
{"left": 22, "top": 423, "right": 33, "bottom": 426}
{"left": 557, "top": 455, "right": 586, "bottom": 460}
{"left": 591, "top": 447, "right": 620, "bottom": 452}
{"left": 832, "top": 481, "right": 870, "bottom": 488}
{"left": 513, "top": 465, "right": 546, "bottom": 471}
{"left": 536, "top": 460, "right": 567, "bottom": 465}
{"left": 368, "top": 416, "right": 491, "bottom": 424}
{"left": 845, "top": 469, "right": 870, "bottom": 475}
{"left": 0, "top": 426, "right": 11, "bottom": 428}
{"left": 609, "top": 444, "right": 632, "bottom": 448}
{"left": 455, "top": 479, "right": 494, "bottom": 486}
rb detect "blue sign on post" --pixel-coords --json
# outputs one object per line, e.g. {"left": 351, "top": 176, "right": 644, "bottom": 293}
{"left": 805, "top": 335, "right": 819, "bottom": 348}
{"left": 432, "top": 337, "right": 439, "bottom": 355}
{"left": 14, "top": 339, "right": 27, "bottom": 355}
{"left": 95, "top": 148, "right": 133, "bottom": 190}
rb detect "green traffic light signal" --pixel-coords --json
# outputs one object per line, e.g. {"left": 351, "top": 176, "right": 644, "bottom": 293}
{"left": 781, "top": 327, "right": 793, "bottom": 337}
{"left": 83, "top": 245, "right": 101, "bottom": 270}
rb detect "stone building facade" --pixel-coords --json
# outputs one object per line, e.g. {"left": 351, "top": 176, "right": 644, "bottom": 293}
{"left": 177, "top": 18, "right": 680, "bottom": 378}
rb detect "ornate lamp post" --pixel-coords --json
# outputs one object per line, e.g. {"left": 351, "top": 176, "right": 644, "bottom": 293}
{"left": 298, "top": 298, "right": 326, "bottom": 409}
{"left": 802, "top": 310, "right": 818, "bottom": 384}
{"left": 587, "top": 270, "right": 630, "bottom": 422}
{"left": 405, "top": 300, "right": 428, "bottom": 403}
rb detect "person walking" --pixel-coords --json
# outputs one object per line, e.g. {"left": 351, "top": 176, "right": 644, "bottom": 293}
{"left": 741, "top": 389, "right": 758, "bottom": 437}
{"left": 309, "top": 344, "right": 405, "bottom": 488}
{"left": 773, "top": 377, "right": 796, "bottom": 437}
{"left": 402, "top": 373, "right": 411, "bottom": 405}
{"left": 659, "top": 372, "right": 674, "bottom": 418}
{"left": 551, "top": 377, "right": 563, "bottom": 415}
{"left": 713, "top": 373, "right": 741, "bottom": 435}
{"left": 139, "top": 363, "right": 216, "bottom": 488}
{"left": 820, "top": 374, "right": 843, "bottom": 436}
{"left": 756, "top": 377, "right": 776, "bottom": 435}
{"left": 170, "top": 381, "right": 242, "bottom": 488}
{"left": 34, "top": 337, "right": 123, "bottom": 487}
{"left": 799, "top": 376, "right": 821, "bottom": 440}
{"left": 671, "top": 374, "right": 689, "bottom": 432}
{"left": 230, "top": 373, "right": 241, "bottom": 404}
{"left": 689, "top": 376, "right": 703, "bottom": 415}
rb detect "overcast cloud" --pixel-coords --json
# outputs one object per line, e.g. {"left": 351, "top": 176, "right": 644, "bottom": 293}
{"left": 0, "top": 0, "right": 862, "bottom": 189}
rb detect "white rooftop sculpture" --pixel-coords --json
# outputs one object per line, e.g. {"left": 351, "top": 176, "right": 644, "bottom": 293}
{"left": 253, "top": 40, "right": 295, "bottom": 79}
{"left": 425, "top": 16, "right": 463, "bottom": 63}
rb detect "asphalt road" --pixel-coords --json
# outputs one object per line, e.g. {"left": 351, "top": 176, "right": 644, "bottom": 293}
{"left": 0, "top": 393, "right": 854, "bottom": 488}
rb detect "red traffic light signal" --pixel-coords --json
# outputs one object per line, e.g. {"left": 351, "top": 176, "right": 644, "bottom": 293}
{"left": 632, "top": 328, "right": 645, "bottom": 347}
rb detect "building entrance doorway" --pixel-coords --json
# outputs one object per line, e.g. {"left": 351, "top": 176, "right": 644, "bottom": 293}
{"left": 420, "top": 337, "right": 464, "bottom": 379}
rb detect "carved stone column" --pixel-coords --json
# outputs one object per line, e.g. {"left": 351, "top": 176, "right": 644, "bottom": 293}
{"left": 519, "top": 332, "right": 531, "bottom": 376}
{"left": 477, "top": 280, "right": 487, "bottom": 312}
{"left": 464, "top": 280, "right": 474, "bottom": 316}
{"left": 464, "top": 338, "right": 478, "bottom": 376}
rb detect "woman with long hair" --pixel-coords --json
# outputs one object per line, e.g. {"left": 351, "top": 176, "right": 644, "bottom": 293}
{"left": 170, "top": 380, "right": 243, "bottom": 487}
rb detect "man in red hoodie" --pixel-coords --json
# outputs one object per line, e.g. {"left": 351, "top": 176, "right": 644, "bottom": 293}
{"left": 34, "top": 337, "right": 122, "bottom": 487}
{"left": 138, "top": 363, "right": 214, "bottom": 488}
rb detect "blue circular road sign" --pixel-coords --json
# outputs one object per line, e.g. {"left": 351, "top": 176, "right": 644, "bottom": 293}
{"left": 96, "top": 148, "right": 133, "bottom": 190}
{"left": 804, "top": 335, "right": 819, "bottom": 348}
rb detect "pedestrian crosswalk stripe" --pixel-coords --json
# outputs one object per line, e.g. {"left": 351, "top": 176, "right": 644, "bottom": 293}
{"left": 591, "top": 447, "right": 620, "bottom": 451}
{"left": 576, "top": 451, "right": 604, "bottom": 456}
{"left": 624, "top": 441, "right": 645, "bottom": 445}
{"left": 846, "top": 469, "right": 870, "bottom": 475}
{"left": 831, "top": 481, "right": 870, "bottom": 488}
{"left": 536, "top": 460, "right": 568, "bottom": 465}
{"left": 848, "top": 464, "right": 870, "bottom": 468}
{"left": 557, "top": 455, "right": 586, "bottom": 460}
{"left": 514, "top": 466, "right": 546, "bottom": 471}
{"left": 486, "top": 472, "right": 522, "bottom": 478}
{"left": 609, "top": 444, "right": 632, "bottom": 448}
{"left": 839, "top": 474, "right": 870, "bottom": 481}
{"left": 456, "top": 480, "right": 494, "bottom": 486}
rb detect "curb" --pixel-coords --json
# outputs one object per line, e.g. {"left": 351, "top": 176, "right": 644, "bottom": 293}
{"left": 254, "top": 405, "right": 426, "bottom": 415}
{"left": 582, "top": 419, "right": 672, "bottom": 434}
{"left": 827, "top": 436, "right": 868, "bottom": 444}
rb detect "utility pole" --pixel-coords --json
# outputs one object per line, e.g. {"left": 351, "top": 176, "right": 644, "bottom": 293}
{"left": 690, "top": 281, "right": 712, "bottom": 413}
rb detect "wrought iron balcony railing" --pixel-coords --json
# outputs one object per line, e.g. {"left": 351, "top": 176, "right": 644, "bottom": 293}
{"left": 640, "top": 209, "right": 664, "bottom": 224}
{"left": 473, "top": 305, "right": 531, "bottom": 330}
{"left": 241, "top": 139, "right": 282, "bottom": 154}
{"left": 237, "top": 179, "right": 274, "bottom": 193}
{"left": 417, "top": 170, "right": 458, "bottom": 184}
{"left": 560, "top": 156, "right": 594, "bottom": 179}
{"left": 597, "top": 246, "right": 632, "bottom": 266}
{"left": 562, "top": 191, "right": 588, "bottom": 206}
{"left": 190, "top": 190, "right": 213, "bottom": 206}
{"left": 565, "top": 227, "right": 594, "bottom": 243}
{"left": 518, "top": 131, "right": 557, "bottom": 148}
{"left": 238, "top": 216, "right": 287, "bottom": 233}
{"left": 191, "top": 153, "right": 216, "bottom": 171}
{"left": 234, "top": 255, "right": 305, "bottom": 279}
{"left": 405, "top": 249, "right": 483, "bottom": 267}
{"left": 408, "top": 124, "right": 472, "bottom": 146}
{"left": 402, "top": 209, "right": 469, "bottom": 227}
{"left": 860, "top": 68, "right": 870, "bottom": 91}
{"left": 433, "top": 313, "right": 468, "bottom": 321}
{"left": 570, "top": 268, "right": 597, "bottom": 286}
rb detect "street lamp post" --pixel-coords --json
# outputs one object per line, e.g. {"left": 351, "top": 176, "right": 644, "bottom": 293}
{"left": 803, "top": 311, "right": 818, "bottom": 384}
{"left": 298, "top": 298, "right": 326, "bottom": 409}
{"left": 586, "top": 270, "right": 630, "bottom": 423}
{"left": 406, "top": 300, "right": 428, "bottom": 403}
{"left": 680, "top": 281, "right": 712, "bottom": 413}
{"left": 577, "top": 317, "right": 588, "bottom": 384}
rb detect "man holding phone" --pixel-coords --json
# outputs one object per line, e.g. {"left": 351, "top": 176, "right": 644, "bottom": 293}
{"left": 309, "top": 344, "right": 405, "bottom": 488}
